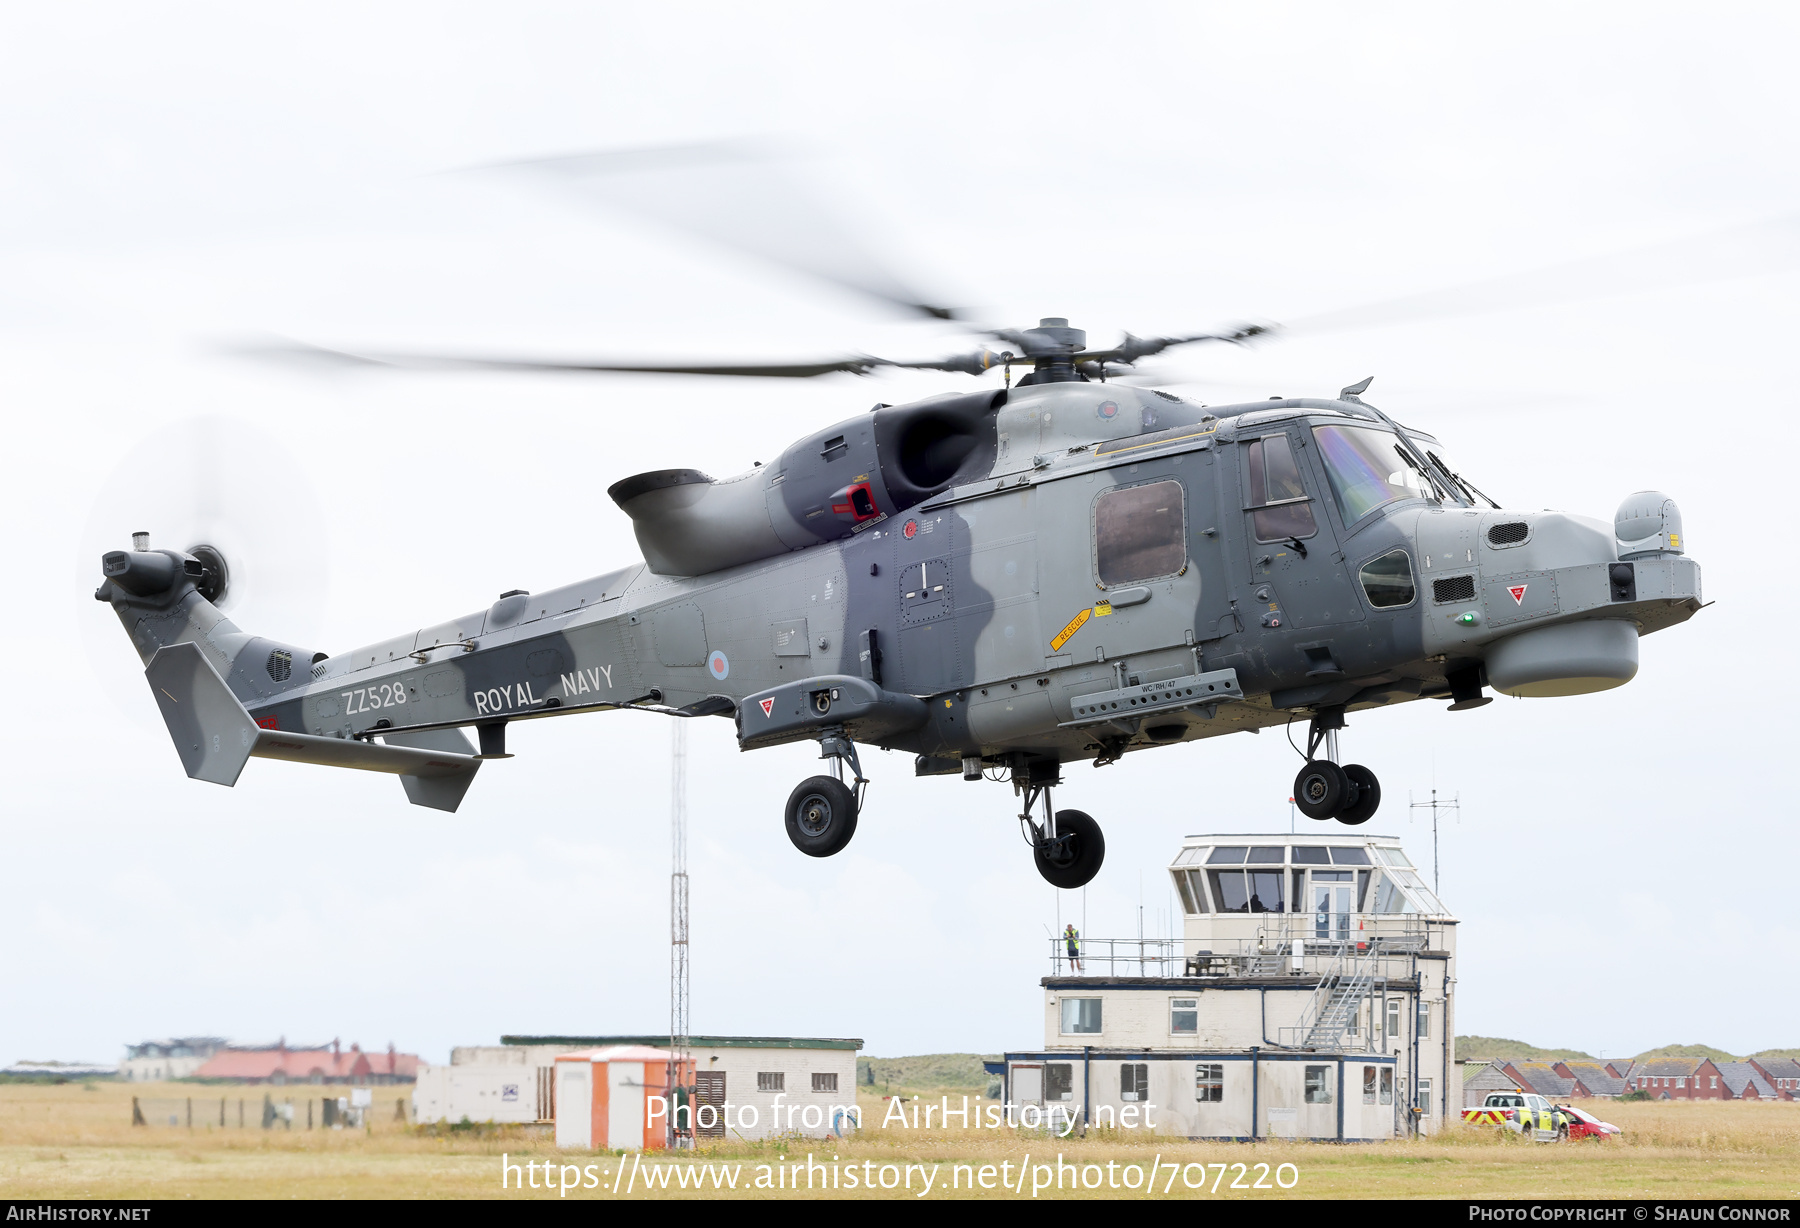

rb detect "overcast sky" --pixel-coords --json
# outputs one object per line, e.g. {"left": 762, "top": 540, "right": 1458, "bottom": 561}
{"left": 3, "top": 3, "right": 1795, "bottom": 1066}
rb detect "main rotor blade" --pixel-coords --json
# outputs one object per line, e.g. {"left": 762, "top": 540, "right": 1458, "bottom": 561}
{"left": 484, "top": 139, "right": 961, "bottom": 322}
{"left": 1285, "top": 210, "right": 1800, "bottom": 334}
{"left": 226, "top": 339, "right": 888, "bottom": 379}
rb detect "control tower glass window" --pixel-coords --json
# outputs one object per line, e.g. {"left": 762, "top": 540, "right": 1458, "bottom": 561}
{"left": 1095, "top": 480, "right": 1186, "bottom": 585}
{"left": 1210, "top": 869, "right": 1285, "bottom": 913}
{"left": 1246, "top": 434, "right": 1318, "bottom": 541}
{"left": 1312, "top": 424, "right": 1431, "bottom": 525}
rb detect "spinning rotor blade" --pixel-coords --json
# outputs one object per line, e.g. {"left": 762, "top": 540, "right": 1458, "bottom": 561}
{"left": 1285, "top": 210, "right": 1800, "bottom": 335}
{"left": 230, "top": 339, "right": 1016, "bottom": 381}
{"left": 486, "top": 139, "right": 962, "bottom": 322}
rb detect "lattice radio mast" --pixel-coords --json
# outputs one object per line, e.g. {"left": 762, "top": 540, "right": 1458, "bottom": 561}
{"left": 1408, "top": 788, "right": 1460, "bottom": 893}
{"left": 669, "top": 719, "right": 690, "bottom": 1145}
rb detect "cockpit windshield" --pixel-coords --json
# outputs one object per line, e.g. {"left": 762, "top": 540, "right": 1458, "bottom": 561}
{"left": 1312, "top": 424, "right": 1436, "bottom": 524}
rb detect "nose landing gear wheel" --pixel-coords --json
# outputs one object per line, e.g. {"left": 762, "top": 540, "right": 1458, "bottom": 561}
{"left": 1034, "top": 809, "right": 1105, "bottom": 889}
{"left": 1294, "top": 761, "right": 1349, "bottom": 819}
{"left": 1336, "top": 764, "right": 1381, "bottom": 825}
{"left": 785, "top": 775, "right": 858, "bottom": 857}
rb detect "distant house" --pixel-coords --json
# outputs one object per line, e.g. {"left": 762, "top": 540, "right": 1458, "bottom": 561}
{"left": 191, "top": 1039, "right": 418, "bottom": 1085}
{"left": 121, "top": 1038, "right": 228, "bottom": 1083}
{"left": 1463, "top": 1060, "right": 1524, "bottom": 1107}
{"left": 1553, "top": 1061, "right": 1627, "bottom": 1098}
{"left": 1715, "top": 1062, "right": 1778, "bottom": 1101}
{"left": 1748, "top": 1058, "right": 1800, "bottom": 1102}
{"left": 1605, "top": 1060, "right": 1636, "bottom": 1082}
{"left": 1500, "top": 1061, "right": 1581, "bottom": 1099}
{"left": 1619, "top": 1058, "right": 1726, "bottom": 1100}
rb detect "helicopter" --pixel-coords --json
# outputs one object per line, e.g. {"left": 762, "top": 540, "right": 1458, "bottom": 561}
{"left": 94, "top": 144, "right": 1706, "bottom": 890}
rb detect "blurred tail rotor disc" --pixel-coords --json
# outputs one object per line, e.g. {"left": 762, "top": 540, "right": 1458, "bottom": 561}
{"left": 78, "top": 415, "right": 331, "bottom": 726}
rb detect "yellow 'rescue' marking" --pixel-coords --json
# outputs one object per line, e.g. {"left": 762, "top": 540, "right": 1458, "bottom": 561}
{"left": 1050, "top": 607, "right": 1093, "bottom": 652}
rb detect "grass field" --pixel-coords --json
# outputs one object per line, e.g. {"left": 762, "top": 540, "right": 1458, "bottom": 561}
{"left": 2, "top": 1079, "right": 1797, "bottom": 1200}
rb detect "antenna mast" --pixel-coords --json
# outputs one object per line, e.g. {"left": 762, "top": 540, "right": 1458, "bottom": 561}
{"left": 669, "top": 720, "right": 690, "bottom": 1146}
{"left": 1408, "top": 788, "right": 1460, "bottom": 893}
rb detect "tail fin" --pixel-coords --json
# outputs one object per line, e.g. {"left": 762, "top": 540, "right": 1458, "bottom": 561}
{"left": 144, "top": 643, "right": 481, "bottom": 812}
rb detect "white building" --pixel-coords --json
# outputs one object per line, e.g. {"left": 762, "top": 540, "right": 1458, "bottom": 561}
{"left": 1003, "top": 831, "right": 1457, "bottom": 1141}
{"left": 120, "top": 1037, "right": 228, "bottom": 1083}
{"left": 414, "top": 1034, "right": 862, "bottom": 1141}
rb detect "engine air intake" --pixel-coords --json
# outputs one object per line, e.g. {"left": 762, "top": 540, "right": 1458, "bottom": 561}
{"left": 1487, "top": 522, "right": 1529, "bottom": 546}
{"left": 266, "top": 649, "right": 292, "bottom": 682}
{"left": 1432, "top": 575, "right": 1476, "bottom": 604}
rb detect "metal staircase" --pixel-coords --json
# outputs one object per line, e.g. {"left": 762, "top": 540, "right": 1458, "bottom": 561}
{"left": 1296, "top": 943, "right": 1382, "bottom": 1050}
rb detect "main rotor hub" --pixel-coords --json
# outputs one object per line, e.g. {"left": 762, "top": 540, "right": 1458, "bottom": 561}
{"left": 1019, "top": 317, "right": 1086, "bottom": 356}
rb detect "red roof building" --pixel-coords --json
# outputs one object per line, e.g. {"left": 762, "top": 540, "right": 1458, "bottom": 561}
{"left": 191, "top": 1039, "right": 419, "bottom": 1085}
{"left": 1619, "top": 1058, "right": 1726, "bottom": 1100}
{"left": 1748, "top": 1058, "right": 1800, "bottom": 1102}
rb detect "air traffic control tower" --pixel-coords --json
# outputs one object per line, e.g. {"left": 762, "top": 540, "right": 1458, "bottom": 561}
{"left": 1000, "top": 831, "right": 1457, "bottom": 1142}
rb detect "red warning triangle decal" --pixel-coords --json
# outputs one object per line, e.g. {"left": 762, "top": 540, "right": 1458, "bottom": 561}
{"left": 759, "top": 698, "right": 775, "bottom": 718}
{"left": 1508, "top": 584, "right": 1528, "bottom": 605}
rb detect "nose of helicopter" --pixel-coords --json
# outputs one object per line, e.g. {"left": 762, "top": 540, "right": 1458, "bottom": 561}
{"left": 1414, "top": 495, "right": 1699, "bottom": 698}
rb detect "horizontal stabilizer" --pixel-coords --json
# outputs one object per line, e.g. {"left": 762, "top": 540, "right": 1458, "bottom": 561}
{"left": 143, "top": 643, "right": 482, "bottom": 811}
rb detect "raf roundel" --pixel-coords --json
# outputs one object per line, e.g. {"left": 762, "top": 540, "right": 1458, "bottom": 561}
{"left": 1097, "top": 400, "right": 1119, "bottom": 421}
{"left": 707, "top": 650, "right": 730, "bottom": 681}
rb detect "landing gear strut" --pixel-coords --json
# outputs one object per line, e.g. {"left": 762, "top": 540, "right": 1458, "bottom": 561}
{"left": 1014, "top": 760, "right": 1105, "bottom": 889}
{"left": 1292, "top": 707, "right": 1381, "bottom": 825}
{"left": 784, "top": 729, "right": 866, "bottom": 857}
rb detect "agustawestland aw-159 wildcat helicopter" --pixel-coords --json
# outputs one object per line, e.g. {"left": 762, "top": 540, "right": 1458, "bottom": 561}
{"left": 93, "top": 144, "right": 1706, "bottom": 890}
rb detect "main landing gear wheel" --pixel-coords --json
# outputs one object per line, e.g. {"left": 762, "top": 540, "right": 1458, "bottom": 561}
{"left": 1337, "top": 764, "right": 1381, "bottom": 825}
{"left": 1034, "top": 809, "right": 1105, "bottom": 890}
{"left": 1294, "top": 761, "right": 1349, "bottom": 820}
{"left": 785, "top": 776, "right": 858, "bottom": 857}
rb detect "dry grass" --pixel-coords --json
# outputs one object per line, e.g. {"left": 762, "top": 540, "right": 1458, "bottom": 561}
{"left": 2, "top": 1080, "right": 1797, "bottom": 1199}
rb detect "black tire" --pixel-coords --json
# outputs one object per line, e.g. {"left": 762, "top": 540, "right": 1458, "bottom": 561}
{"left": 784, "top": 776, "right": 858, "bottom": 857}
{"left": 1337, "top": 764, "right": 1381, "bottom": 825}
{"left": 1294, "top": 761, "right": 1349, "bottom": 819}
{"left": 1034, "top": 809, "right": 1105, "bottom": 889}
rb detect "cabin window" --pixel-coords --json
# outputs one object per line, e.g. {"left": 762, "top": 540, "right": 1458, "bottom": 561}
{"left": 1170, "top": 999, "right": 1198, "bottom": 1035}
{"left": 1196, "top": 1064, "right": 1224, "bottom": 1103}
{"left": 1304, "top": 1066, "right": 1333, "bottom": 1104}
{"left": 1121, "top": 1064, "right": 1148, "bottom": 1102}
{"left": 1246, "top": 434, "right": 1318, "bottom": 541}
{"left": 1359, "top": 549, "right": 1417, "bottom": 608}
{"left": 1060, "top": 998, "right": 1102, "bottom": 1035}
{"left": 1095, "top": 480, "right": 1186, "bottom": 585}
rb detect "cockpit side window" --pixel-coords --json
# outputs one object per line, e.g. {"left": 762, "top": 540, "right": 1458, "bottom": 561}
{"left": 1245, "top": 433, "right": 1318, "bottom": 542}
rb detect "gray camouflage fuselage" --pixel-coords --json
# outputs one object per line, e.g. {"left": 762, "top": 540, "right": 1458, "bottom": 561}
{"left": 99, "top": 381, "right": 1703, "bottom": 807}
